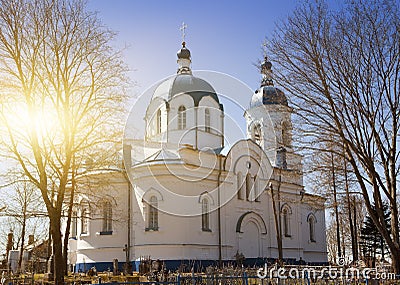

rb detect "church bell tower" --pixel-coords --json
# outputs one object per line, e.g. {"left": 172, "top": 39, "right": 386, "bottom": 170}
{"left": 244, "top": 56, "right": 300, "bottom": 171}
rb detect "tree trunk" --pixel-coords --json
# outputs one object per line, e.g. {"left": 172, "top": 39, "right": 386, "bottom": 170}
{"left": 390, "top": 201, "right": 400, "bottom": 274}
{"left": 331, "top": 153, "right": 341, "bottom": 259}
{"left": 63, "top": 200, "right": 73, "bottom": 276}
{"left": 352, "top": 197, "right": 358, "bottom": 261}
{"left": 17, "top": 208, "right": 27, "bottom": 273}
{"left": 380, "top": 237, "right": 385, "bottom": 261}
{"left": 63, "top": 161, "right": 76, "bottom": 276}
{"left": 270, "top": 172, "right": 283, "bottom": 265}
{"left": 50, "top": 215, "right": 64, "bottom": 284}
{"left": 391, "top": 250, "right": 400, "bottom": 275}
{"left": 343, "top": 155, "right": 356, "bottom": 262}
{"left": 373, "top": 239, "right": 377, "bottom": 268}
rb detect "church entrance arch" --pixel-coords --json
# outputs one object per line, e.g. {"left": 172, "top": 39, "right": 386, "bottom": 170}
{"left": 236, "top": 211, "right": 266, "bottom": 258}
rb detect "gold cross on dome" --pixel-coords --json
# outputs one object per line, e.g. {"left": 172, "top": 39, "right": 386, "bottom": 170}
{"left": 180, "top": 22, "right": 188, "bottom": 42}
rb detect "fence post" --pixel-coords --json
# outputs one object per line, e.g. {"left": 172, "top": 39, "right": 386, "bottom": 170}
{"left": 243, "top": 271, "right": 248, "bottom": 285}
{"left": 304, "top": 271, "right": 310, "bottom": 285}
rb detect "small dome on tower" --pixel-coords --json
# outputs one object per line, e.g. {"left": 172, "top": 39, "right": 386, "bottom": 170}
{"left": 250, "top": 57, "right": 288, "bottom": 108}
{"left": 261, "top": 58, "right": 272, "bottom": 73}
{"left": 152, "top": 41, "right": 222, "bottom": 109}
{"left": 177, "top": 42, "right": 191, "bottom": 59}
{"left": 250, "top": 86, "right": 288, "bottom": 108}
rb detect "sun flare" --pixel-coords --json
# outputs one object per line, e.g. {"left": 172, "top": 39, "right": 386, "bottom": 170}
{"left": 2, "top": 103, "right": 58, "bottom": 141}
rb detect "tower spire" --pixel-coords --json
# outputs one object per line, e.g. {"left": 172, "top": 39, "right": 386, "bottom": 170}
{"left": 261, "top": 40, "right": 274, "bottom": 87}
{"left": 177, "top": 22, "right": 192, "bottom": 74}
{"left": 261, "top": 56, "right": 273, "bottom": 87}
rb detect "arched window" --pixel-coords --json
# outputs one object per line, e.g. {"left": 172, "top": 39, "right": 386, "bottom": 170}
{"left": 156, "top": 109, "right": 162, "bottom": 134}
{"left": 178, "top": 105, "right": 186, "bottom": 130}
{"left": 246, "top": 173, "right": 252, "bottom": 201}
{"left": 277, "top": 146, "right": 287, "bottom": 169}
{"left": 281, "top": 205, "right": 291, "bottom": 237}
{"left": 202, "top": 199, "right": 210, "bottom": 231}
{"left": 253, "top": 124, "right": 262, "bottom": 145}
{"left": 147, "top": 196, "right": 158, "bottom": 231}
{"left": 254, "top": 175, "right": 260, "bottom": 202}
{"left": 237, "top": 172, "right": 244, "bottom": 200}
{"left": 81, "top": 203, "right": 90, "bottom": 235}
{"left": 282, "top": 121, "right": 291, "bottom": 147}
{"left": 205, "top": 108, "right": 210, "bottom": 133}
{"left": 71, "top": 210, "right": 78, "bottom": 238}
{"left": 101, "top": 200, "right": 113, "bottom": 235}
{"left": 308, "top": 215, "right": 316, "bottom": 242}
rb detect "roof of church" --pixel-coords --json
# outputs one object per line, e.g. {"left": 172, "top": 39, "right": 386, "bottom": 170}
{"left": 250, "top": 57, "right": 288, "bottom": 108}
{"left": 145, "top": 148, "right": 179, "bottom": 161}
{"left": 151, "top": 41, "right": 222, "bottom": 109}
{"left": 250, "top": 86, "right": 288, "bottom": 108}
{"left": 152, "top": 74, "right": 221, "bottom": 108}
{"left": 177, "top": 41, "right": 191, "bottom": 59}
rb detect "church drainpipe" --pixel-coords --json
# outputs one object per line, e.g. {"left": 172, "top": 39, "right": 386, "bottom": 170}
{"left": 127, "top": 176, "right": 131, "bottom": 263}
{"left": 166, "top": 101, "right": 170, "bottom": 144}
{"left": 122, "top": 150, "right": 132, "bottom": 268}
{"left": 220, "top": 109, "right": 224, "bottom": 148}
{"left": 217, "top": 154, "right": 222, "bottom": 267}
{"left": 195, "top": 106, "right": 198, "bottom": 149}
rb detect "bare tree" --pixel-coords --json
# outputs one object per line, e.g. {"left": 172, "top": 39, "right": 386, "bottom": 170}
{"left": 269, "top": 178, "right": 283, "bottom": 265}
{"left": 12, "top": 182, "right": 38, "bottom": 273}
{"left": 0, "top": 0, "right": 128, "bottom": 283}
{"left": 307, "top": 140, "right": 365, "bottom": 263}
{"left": 0, "top": 178, "right": 48, "bottom": 273}
{"left": 268, "top": 0, "right": 400, "bottom": 273}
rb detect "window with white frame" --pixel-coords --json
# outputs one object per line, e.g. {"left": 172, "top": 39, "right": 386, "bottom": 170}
{"left": 246, "top": 173, "right": 252, "bottom": 201}
{"left": 147, "top": 196, "right": 158, "bottom": 231}
{"left": 205, "top": 108, "right": 210, "bottom": 132}
{"left": 156, "top": 109, "right": 162, "bottom": 134}
{"left": 178, "top": 105, "right": 186, "bottom": 130}
{"left": 101, "top": 200, "right": 113, "bottom": 234}
{"left": 281, "top": 205, "right": 292, "bottom": 237}
{"left": 253, "top": 124, "right": 262, "bottom": 145}
{"left": 308, "top": 214, "right": 316, "bottom": 242}
{"left": 81, "top": 203, "right": 90, "bottom": 235}
{"left": 71, "top": 210, "right": 78, "bottom": 238}
{"left": 201, "top": 198, "right": 211, "bottom": 231}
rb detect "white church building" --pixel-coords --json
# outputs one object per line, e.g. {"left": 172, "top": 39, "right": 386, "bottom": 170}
{"left": 66, "top": 41, "right": 328, "bottom": 272}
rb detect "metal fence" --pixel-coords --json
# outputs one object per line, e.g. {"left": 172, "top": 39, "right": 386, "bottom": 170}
{"left": 1, "top": 271, "right": 399, "bottom": 284}
{"left": 92, "top": 273, "right": 400, "bottom": 285}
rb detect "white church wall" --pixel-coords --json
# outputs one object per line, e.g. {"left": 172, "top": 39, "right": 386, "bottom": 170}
{"left": 167, "top": 95, "right": 197, "bottom": 147}
{"left": 168, "top": 93, "right": 195, "bottom": 130}
{"left": 145, "top": 98, "right": 167, "bottom": 139}
{"left": 66, "top": 173, "right": 130, "bottom": 269}
{"left": 130, "top": 163, "right": 223, "bottom": 261}
{"left": 197, "top": 97, "right": 223, "bottom": 150}
{"left": 299, "top": 200, "right": 328, "bottom": 263}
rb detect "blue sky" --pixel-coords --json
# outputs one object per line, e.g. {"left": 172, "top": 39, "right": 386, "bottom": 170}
{"left": 0, "top": 1, "right": 346, "bottom": 190}
{"left": 86, "top": 0, "right": 345, "bottom": 159}
{"left": 87, "top": 0, "right": 307, "bottom": 94}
